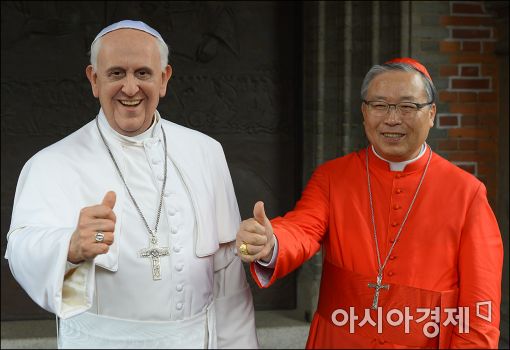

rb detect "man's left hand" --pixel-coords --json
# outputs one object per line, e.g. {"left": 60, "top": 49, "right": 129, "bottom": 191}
{"left": 236, "top": 201, "right": 275, "bottom": 263}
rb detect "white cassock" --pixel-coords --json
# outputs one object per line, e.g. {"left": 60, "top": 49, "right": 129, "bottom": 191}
{"left": 5, "top": 109, "right": 259, "bottom": 349}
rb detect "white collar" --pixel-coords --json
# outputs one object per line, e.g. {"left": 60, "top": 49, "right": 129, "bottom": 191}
{"left": 97, "top": 109, "right": 161, "bottom": 146}
{"left": 372, "top": 143, "right": 427, "bottom": 171}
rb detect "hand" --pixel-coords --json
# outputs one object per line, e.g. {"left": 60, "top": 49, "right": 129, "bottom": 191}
{"left": 67, "top": 191, "right": 117, "bottom": 264}
{"left": 236, "top": 201, "right": 275, "bottom": 263}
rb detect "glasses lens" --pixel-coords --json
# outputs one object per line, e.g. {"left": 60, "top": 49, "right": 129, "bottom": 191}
{"left": 369, "top": 102, "right": 388, "bottom": 116}
{"left": 397, "top": 103, "right": 418, "bottom": 116}
{"left": 367, "top": 101, "right": 421, "bottom": 117}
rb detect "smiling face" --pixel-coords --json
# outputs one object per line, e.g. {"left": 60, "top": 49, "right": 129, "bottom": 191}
{"left": 86, "top": 29, "right": 172, "bottom": 136}
{"left": 361, "top": 70, "right": 436, "bottom": 162}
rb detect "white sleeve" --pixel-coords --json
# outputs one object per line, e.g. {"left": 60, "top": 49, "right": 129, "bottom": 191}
{"left": 213, "top": 241, "right": 259, "bottom": 348}
{"left": 207, "top": 139, "right": 259, "bottom": 347}
{"left": 4, "top": 154, "right": 96, "bottom": 319}
{"left": 255, "top": 234, "right": 278, "bottom": 268}
{"left": 253, "top": 235, "right": 278, "bottom": 287}
{"left": 6, "top": 227, "right": 95, "bottom": 319}
{"left": 65, "top": 261, "right": 82, "bottom": 274}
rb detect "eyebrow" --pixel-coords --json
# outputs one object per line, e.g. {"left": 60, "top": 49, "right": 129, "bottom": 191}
{"left": 135, "top": 66, "right": 154, "bottom": 73}
{"left": 106, "top": 66, "right": 125, "bottom": 73}
{"left": 371, "top": 95, "right": 419, "bottom": 101}
{"left": 105, "top": 66, "right": 154, "bottom": 73}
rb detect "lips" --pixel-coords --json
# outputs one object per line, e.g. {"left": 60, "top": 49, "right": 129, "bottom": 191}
{"left": 381, "top": 132, "right": 405, "bottom": 139}
{"left": 119, "top": 99, "right": 142, "bottom": 107}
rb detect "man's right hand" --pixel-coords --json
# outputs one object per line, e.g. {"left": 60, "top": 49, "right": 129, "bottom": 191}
{"left": 236, "top": 201, "right": 275, "bottom": 263}
{"left": 67, "top": 191, "right": 117, "bottom": 264}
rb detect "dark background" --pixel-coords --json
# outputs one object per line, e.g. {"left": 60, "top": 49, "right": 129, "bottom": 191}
{"left": 1, "top": 1, "right": 302, "bottom": 320}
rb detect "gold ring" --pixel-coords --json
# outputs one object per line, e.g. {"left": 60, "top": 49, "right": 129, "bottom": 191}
{"left": 239, "top": 242, "right": 249, "bottom": 255}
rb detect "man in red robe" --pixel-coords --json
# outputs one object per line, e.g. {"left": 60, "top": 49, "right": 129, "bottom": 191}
{"left": 236, "top": 58, "right": 503, "bottom": 348}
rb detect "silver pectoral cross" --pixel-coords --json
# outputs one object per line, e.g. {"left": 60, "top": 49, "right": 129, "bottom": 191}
{"left": 139, "top": 240, "right": 170, "bottom": 281}
{"left": 368, "top": 273, "right": 390, "bottom": 309}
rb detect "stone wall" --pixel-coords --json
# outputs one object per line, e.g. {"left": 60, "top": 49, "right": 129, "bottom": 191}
{"left": 410, "top": 2, "right": 508, "bottom": 346}
{"left": 298, "top": 1, "right": 508, "bottom": 346}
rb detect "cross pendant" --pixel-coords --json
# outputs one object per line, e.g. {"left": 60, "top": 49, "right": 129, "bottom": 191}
{"left": 139, "top": 241, "right": 170, "bottom": 281}
{"left": 367, "top": 273, "right": 389, "bottom": 309}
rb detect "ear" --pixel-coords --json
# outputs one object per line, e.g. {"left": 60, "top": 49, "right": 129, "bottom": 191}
{"left": 159, "top": 64, "right": 173, "bottom": 97}
{"left": 428, "top": 103, "right": 436, "bottom": 127}
{"left": 361, "top": 101, "right": 368, "bottom": 124}
{"left": 85, "top": 65, "right": 99, "bottom": 98}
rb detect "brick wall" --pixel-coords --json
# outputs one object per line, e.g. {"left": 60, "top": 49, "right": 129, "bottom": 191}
{"left": 435, "top": 1, "right": 500, "bottom": 206}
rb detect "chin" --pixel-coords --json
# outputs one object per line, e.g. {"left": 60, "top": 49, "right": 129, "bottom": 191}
{"left": 378, "top": 146, "right": 409, "bottom": 161}
{"left": 116, "top": 115, "right": 145, "bottom": 127}
{"left": 114, "top": 120, "right": 146, "bottom": 135}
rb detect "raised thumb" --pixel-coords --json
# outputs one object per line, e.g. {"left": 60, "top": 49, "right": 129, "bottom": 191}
{"left": 101, "top": 191, "right": 116, "bottom": 209}
{"left": 253, "top": 201, "right": 267, "bottom": 226}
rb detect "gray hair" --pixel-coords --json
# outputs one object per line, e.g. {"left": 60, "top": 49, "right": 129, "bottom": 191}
{"left": 360, "top": 63, "right": 437, "bottom": 103}
{"left": 90, "top": 34, "right": 169, "bottom": 71}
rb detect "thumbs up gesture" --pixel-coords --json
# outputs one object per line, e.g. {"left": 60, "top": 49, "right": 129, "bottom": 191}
{"left": 68, "top": 191, "right": 117, "bottom": 264}
{"left": 236, "top": 201, "right": 275, "bottom": 263}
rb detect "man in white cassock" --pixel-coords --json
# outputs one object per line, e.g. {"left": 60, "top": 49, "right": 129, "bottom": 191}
{"left": 5, "top": 20, "right": 258, "bottom": 349}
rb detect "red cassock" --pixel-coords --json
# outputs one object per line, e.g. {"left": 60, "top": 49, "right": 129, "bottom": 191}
{"left": 251, "top": 147, "right": 503, "bottom": 349}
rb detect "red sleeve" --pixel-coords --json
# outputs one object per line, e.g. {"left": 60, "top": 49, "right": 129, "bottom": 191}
{"left": 250, "top": 163, "right": 330, "bottom": 288}
{"left": 450, "top": 183, "right": 503, "bottom": 349}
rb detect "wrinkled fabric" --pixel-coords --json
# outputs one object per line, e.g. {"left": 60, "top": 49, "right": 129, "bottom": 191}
{"left": 251, "top": 147, "right": 502, "bottom": 349}
{"left": 5, "top": 110, "right": 258, "bottom": 348}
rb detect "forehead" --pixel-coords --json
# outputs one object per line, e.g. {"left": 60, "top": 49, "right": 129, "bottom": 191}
{"left": 367, "top": 70, "right": 427, "bottom": 99}
{"left": 97, "top": 29, "right": 160, "bottom": 66}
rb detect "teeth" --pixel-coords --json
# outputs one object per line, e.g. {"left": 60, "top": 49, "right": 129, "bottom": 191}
{"left": 120, "top": 100, "right": 141, "bottom": 106}
{"left": 383, "top": 133, "right": 404, "bottom": 138}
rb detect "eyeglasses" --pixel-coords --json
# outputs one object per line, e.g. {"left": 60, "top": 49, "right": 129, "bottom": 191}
{"left": 363, "top": 100, "right": 433, "bottom": 117}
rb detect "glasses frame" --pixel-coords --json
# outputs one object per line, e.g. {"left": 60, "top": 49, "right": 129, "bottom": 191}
{"left": 362, "top": 100, "right": 434, "bottom": 117}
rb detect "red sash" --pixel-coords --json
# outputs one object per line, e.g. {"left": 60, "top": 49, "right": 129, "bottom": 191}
{"left": 316, "top": 260, "right": 459, "bottom": 348}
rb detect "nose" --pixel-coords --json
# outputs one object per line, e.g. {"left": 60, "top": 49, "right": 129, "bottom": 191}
{"left": 121, "top": 74, "right": 139, "bottom": 96}
{"left": 384, "top": 106, "right": 402, "bottom": 125}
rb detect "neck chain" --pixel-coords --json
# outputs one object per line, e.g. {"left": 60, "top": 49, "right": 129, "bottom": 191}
{"left": 95, "top": 117, "right": 168, "bottom": 246}
{"left": 366, "top": 145, "right": 432, "bottom": 309}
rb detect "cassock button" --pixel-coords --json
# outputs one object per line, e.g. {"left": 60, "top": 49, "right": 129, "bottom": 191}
{"left": 175, "top": 264, "right": 184, "bottom": 272}
{"left": 171, "top": 226, "right": 178, "bottom": 234}
{"left": 389, "top": 256, "right": 396, "bottom": 260}
{"left": 176, "top": 284, "right": 183, "bottom": 292}
{"left": 393, "top": 204, "right": 401, "bottom": 210}
{"left": 152, "top": 158, "right": 161, "bottom": 165}
{"left": 379, "top": 339, "right": 385, "bottom": 345}
{"left": 173, "top": 246, "right": 181, "bottom": 253}
{"left": 395, "top": 173, "right": 402, "bottom": 178}
{"left": 176, "top": 303, "right": 183, "bottom": 310}
{"left": 391, "top": 222, "right": 399, "bottom": 227}
{"left": 168, "top": 208, "right": 177, "bottom": 216}
{"left": 396, "top": 188, "right": 403, "bottom": 194}
{"left": 389, "top": 238, "right": 395, "bottom": 243}
{"left": 388, "top": 272, "right": 394, "bottom": 276}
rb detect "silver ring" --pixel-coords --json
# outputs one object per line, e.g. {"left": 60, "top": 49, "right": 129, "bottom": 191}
{"left": 95, "top": 231, "right": 105, "bottom": 243}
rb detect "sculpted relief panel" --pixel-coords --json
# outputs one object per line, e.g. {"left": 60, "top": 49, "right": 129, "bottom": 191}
{"left": 166, "top": 73, "right": 291, "bottom": 134}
